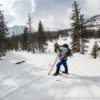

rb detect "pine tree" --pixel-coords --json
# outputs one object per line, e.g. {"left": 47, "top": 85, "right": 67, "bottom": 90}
{"left": 12, "top": 32, "right": 15, "bottom": 50}
{"left": 6, "top": 37, "right": 11, "bottom": 51}
{"left": 21, "top": 27, "right": 29, "bottom": 50}
{"left": 71, "top": 1, "right": 81, "bottom": 53}
{"left": 37, "top": 21, "right": 46, "bottom": 52}
{"left": 13, "top": 33, "right": 19, "bottom": 51}
{"left": 80, "top": 15, "right": 88, "bottom": 54}
{"left": 0, "top": 9, "right": 8, "bottom": 58}
{"left": 91, "top": 42, "right": 98, "bottom": 59}
{"left": 9, "top": 33, "right": 18, "bottom": 51}
{"left": 97, "top": 28, "right": 100, "bottom": 38}
{"left": 27, "top": 13, "right": 34, "bottom": 52}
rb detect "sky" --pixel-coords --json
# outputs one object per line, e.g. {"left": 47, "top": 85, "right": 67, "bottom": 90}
{"left": 0, "top": 0, "right": 100, "bottom": 30}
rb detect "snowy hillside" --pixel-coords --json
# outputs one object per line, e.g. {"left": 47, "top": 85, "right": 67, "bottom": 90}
{"left": 7, "top": 25, "right": 58, "bottom": 37}
{"left": 86, "top": 15, "right": 100, "bottom": 29}
{"left": 0, "top": 38, "right": 100, "bottom": 100}
{"left": 7, "top": 25, "right": 25, "bottom": 37}
{"left": 86, "top": 15, "right": 100, "bottom": 25}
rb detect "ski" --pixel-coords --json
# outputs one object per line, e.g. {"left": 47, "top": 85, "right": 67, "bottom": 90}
{"left": 49, "top": 72, "right": 69, "bottom": 76}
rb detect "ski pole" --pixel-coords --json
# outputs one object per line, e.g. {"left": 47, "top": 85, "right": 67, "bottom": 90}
{"left": 48, "top": 57, "right": 58, "bottom": 75}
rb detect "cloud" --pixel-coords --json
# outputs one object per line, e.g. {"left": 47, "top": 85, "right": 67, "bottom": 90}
{"left": 84, "top": 0, "right": 100, "bottom": 17}
{"left": 31, "top": 0, "right": 36, "bottom": 13}
{"left": 66, "top": 8, "right": 72, "bottom": 28}
{"left": 5, "top": 14, "right": 15, "bottom": 24}
{"left": 32, "top": 8, "right": 72, "bottom": 31}
{"left": 0, "top": 0, "right": 36, "bottom": 26}
{"left": 0, "top": 0, "right": 15, "bottom": 14}
{"left": 0, "top": 0, "right": 16, "bottom": 25}
{"left": 75, "top": 0, "right": 100, "bottom": 17}
{"left": 1, "top": 0, "right": 100, "bottom": 30}
{"left": 11, "top": 0, "right": 36, "bottom": 26}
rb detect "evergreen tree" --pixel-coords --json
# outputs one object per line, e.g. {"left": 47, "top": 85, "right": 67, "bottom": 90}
{"left": 37, "top": 21, "right": 46, "bottom": 52}
{"left": 27, "top": 13, "right": 34, "bottom": 52}
{"left": 6, "top": 37, "right": 11, "bottom": 51}
{"left": 71, "top": 1, "right": 81, "bottom": 53}
{"left": 13, "top": 33, "right": 18, "bottom": 51}
{"left": 21, "top": 27, "right": 28, "bottom": 50}
{"left": 12, "top": 32, "right": 15, "bottom": 50}
{"left": 0, "top": 9, "right": 8, "bottom": 58}
{"left": 80, "top": 15, "right": 88, "bottom": 54}
{"left": 10, "top": 33, "right": 18, "bottom": 51}
{"left": 91, "top": 42, "right": 98, "bottom": 59}
{"left": 97, "top": 28, "right": 100, "bottom": 38}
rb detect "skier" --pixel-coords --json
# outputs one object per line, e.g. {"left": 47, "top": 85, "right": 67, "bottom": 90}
{"left": 54, "top": 42, "right": 59, "bottom": 53}
{"left": 54, "top": 44, "right": 69, "bottom": 76}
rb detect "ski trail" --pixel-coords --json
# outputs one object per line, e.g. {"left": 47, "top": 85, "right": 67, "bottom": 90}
{"left": 54, "top": 62, "right": 100, "bottom": 100}
{"left": 1, "top": 76, "right": 44, "bottom": 100}
{"left": 1, "top": 51, "right": 100, "bottom": 100}
{"left": 70, "top": 65, "right": 100, "bottom": 99}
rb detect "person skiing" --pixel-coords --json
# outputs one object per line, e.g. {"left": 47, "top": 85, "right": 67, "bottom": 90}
{"left": 54, "top": 42, "right": 59, "bottom": 53}
{"left": 54, "top": 44, "right": 69, "bottom": 76}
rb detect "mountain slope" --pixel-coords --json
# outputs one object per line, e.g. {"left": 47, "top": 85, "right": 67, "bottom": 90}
{"left": 7, "top": 25, "right": 25, "bottom": 37}
{"left": 86, "top": 15, "right": 100, "bottom": 28}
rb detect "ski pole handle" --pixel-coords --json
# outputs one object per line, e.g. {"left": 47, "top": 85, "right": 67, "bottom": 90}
{"left": 48, "top": 57, "right": 58, "bottom": 75}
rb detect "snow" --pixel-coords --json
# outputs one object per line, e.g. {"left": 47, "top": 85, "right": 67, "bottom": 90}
{"left": 0, "top": 38, "right": 100, "bottom": 100}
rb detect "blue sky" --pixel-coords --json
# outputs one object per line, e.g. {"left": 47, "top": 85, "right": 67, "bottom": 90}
{"left": 0, "top": 0, "right": 100, "bottom": 30}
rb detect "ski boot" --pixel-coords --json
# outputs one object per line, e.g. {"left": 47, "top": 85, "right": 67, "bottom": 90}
{"left": 54, "top": 67, "right": 60, "bottom": 76}
{"left": 62, "top": 68, "right": 69, "bottom": 74}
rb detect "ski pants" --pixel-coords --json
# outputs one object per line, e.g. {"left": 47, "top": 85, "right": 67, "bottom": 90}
{"left": 56, "top": 59, "right": 68, "bottom": 69}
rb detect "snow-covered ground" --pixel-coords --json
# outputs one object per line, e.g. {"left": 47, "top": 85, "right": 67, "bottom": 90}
{"left": 0, "top": 38, "right": 100, "bottom": 100}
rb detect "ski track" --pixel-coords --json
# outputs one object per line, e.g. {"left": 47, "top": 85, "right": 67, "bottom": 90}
{"left": 1, "top": 76, "right": 43, "bottom": 100}
{"left": 70, "top": 66, "right": 100, "bottom": 99}
{"left": 0, "top": 51, "right": 100, "bottom": 100}
{"left": 54, "top": 64, "right": 100, "bottom": 100}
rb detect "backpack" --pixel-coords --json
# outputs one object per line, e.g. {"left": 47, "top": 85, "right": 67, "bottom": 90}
{"left": 61, "top": 44, "right": 72, "bottom": 57}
